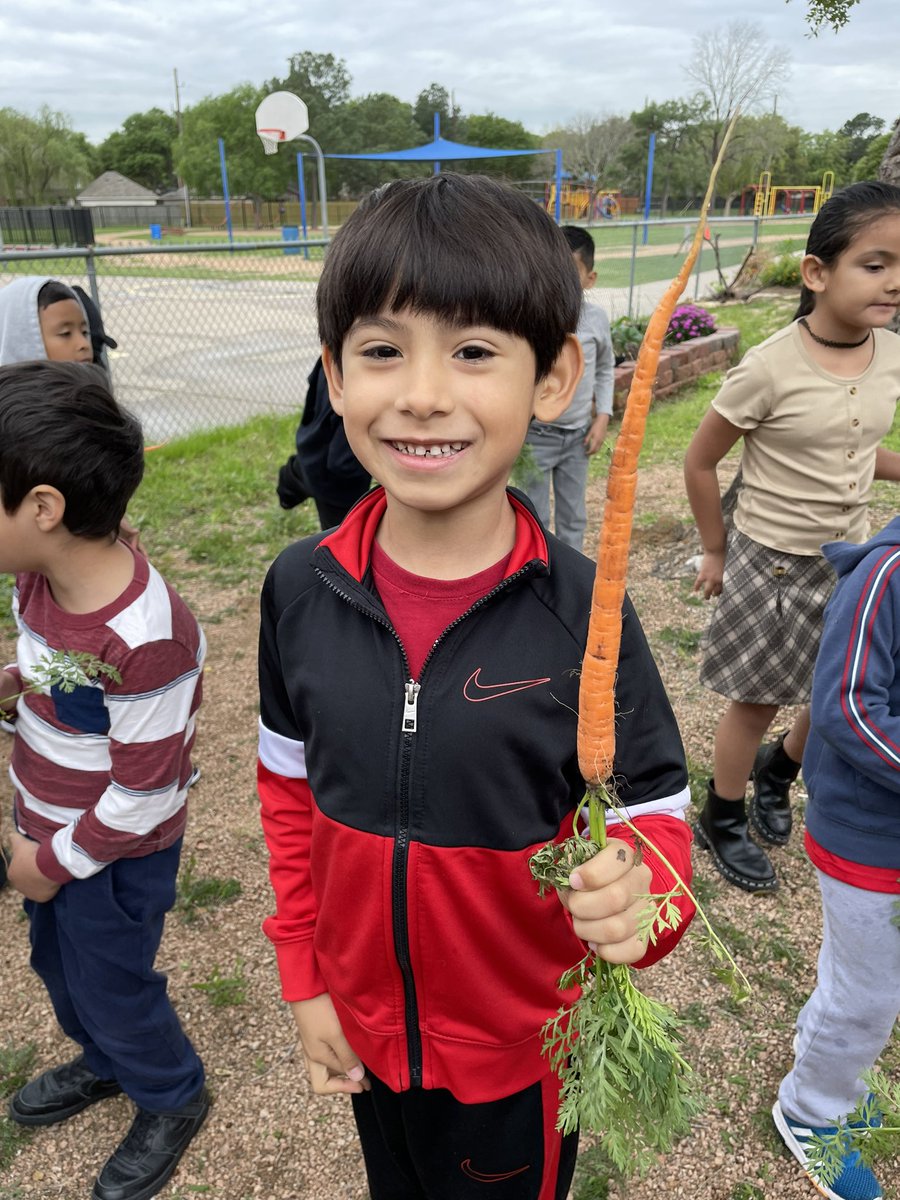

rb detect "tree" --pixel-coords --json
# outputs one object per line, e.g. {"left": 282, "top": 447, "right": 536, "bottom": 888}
{"left": 98, "top": 108, "right": 178, "bottom": 191}
{"left": 684, "top": 21, "right": 791, "bottom": 171}
{"left": 837, "top": 112, "right": 886, "bottom": 166}
{"left": 176, "top": 85, "right": 292, "bottom": 213}
{"left": 0, "top": 106, "right": 95, "bottom": 204}
{"left": 414, "top": 83, "right": 462, "bottom": 140}
{"left": 268, "top": 50, "right": 353, "bottom": 162}
{"left": 627, "top": 101, "right": 705, "bottom": 215}
{"left": 457, "top": 114, "right": 540, "bottom": 180}
{"left": 272, "top": 51, "right": 351, "bottom": 121}
{"left": 853, "top": 132, "right": 891, "bottom": 182}
{"left": 791, "top": 0, "right": 861, "bottom": 33}
{"left": 714, "top": 113, "right": 798, "bottom": 214}
{"left": 547, "top": 113, "right": 634, "bottom": 193}
{"left": 324, "top": 93, "right": 428, "bottom": 194}
{"left": 796, "top": 128, "right": 850, "bottom": 185}
{"left": 879, "top": 119, "right": 900, "bottom": 187}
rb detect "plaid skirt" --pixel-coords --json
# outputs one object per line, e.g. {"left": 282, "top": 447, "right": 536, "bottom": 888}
{"left": 699, "top": 529, "right": 836, "bottom": 706}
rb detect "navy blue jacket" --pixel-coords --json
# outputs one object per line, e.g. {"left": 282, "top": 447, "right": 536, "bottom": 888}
{"left": 804, "top": 516, "right": 900, "bottom": 868}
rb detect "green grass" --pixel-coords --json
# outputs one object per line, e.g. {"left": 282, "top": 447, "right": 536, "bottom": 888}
{"left": 657, "top": 625, "right": 703, "bottom": 657}
{"left": 130, "top": 415, "right": 320, "bottom": 591}
{"left": 174, "top": 855, "right": 242, "bottom": 924}
{"left": 191, "top": 960, "right": 248, "bottom": 1008}
{"left": 0, "top": 1042, "right": 37, "bottom": 1172}
{"left": 587, "top": 216, "right": 812, "bottom": 252}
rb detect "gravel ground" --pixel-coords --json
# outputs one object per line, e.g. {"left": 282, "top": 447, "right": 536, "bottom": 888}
{"left": 1, "top": 462, "right": 897, "bottom": 1200}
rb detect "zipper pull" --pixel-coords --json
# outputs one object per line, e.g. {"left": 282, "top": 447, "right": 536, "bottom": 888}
{"left": 402, "top": 680, "right": 420, "bottom": 733}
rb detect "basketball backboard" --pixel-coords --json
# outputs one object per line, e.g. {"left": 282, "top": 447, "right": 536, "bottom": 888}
{"left": 255, "top": 92, "right": 309, "bottom": 154}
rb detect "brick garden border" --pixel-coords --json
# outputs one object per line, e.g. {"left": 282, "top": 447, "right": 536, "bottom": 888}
{"left": 612, "top": 327, "right": 740, "bottom": 411}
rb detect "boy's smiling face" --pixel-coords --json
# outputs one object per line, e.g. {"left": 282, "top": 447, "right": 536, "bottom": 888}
{"left": 324, "top": 309, "right": 580, "bottom": 524}
{"left": 38, "top": 299, "right": 91, "bottom": 363}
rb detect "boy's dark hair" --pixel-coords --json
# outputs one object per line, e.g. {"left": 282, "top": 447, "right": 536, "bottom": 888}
{"left": 37, "top": 280, "right": 79, "bottom": 309}
{"left": 317, "top": 174, "right": 581, "bottom": 380}
{"left": 0, "top": 361, "right": 144, "bottom": 538}
{"left": 561, "top": 225, "right": 595, "bottom": 271}
{"left": 795, "top": 180, "right": 900, "bottom": 319}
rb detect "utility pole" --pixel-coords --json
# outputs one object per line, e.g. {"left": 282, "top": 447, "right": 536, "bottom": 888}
{"left": 173, "top": 68, "right": 191, "bottom": 227}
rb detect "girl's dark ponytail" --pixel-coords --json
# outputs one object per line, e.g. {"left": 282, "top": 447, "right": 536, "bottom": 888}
{"left": 793, "top": 286, "right": 815, "bottom": 321}
{"left": 792, "top": 180, "right": 900, "bottom": 321}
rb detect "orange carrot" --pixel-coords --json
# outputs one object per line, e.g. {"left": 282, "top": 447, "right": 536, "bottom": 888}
{"left": 577, "top": 118, "right": 740, "bottom": 787}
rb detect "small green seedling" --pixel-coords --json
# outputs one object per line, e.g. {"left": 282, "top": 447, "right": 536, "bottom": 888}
{"left": 191, "top": 960, "right": 248, "bottom": 1008}
{"left": 175, "top": 855, "right": 242, "bottom": 923}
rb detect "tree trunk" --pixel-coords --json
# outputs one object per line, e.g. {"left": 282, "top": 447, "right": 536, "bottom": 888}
{"left": 879, "top": 119, "right": 900, "bottom": 334}
{"left": 878, "top": 119, "right": 900, "bottom": 187}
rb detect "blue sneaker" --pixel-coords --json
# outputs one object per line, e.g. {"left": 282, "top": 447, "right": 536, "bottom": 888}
{"left": 773, "top": 1100, "right": 882, "bottom": 1200}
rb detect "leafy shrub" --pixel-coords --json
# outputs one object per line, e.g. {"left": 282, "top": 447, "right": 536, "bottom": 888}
{"left": 610, "top": 315, "right": 648, "bottom": 362}
{"left": 759, "top": 251, "right": 802, "bottom": 288}
{"left": 665, "top": 304, "right": 716, "bottom": 345}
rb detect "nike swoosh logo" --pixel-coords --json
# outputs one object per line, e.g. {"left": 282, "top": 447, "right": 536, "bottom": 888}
{"left": 462, "top": 668, "right": 551, "bottom": 702}
{"left": 460, "top": 1158, "right": 531, "bottom": 1182}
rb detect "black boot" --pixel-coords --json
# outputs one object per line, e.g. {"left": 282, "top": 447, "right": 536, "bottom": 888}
{"left": 749, "top": 734, "right": 799, "bottom": 846}
{"left": 694, "top": 781, "right": 778, "bottom": 893}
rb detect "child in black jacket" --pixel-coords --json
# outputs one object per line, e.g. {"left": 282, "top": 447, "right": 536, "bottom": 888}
{"left": 258, "top": 174, "right": 694, "bottom": 1200}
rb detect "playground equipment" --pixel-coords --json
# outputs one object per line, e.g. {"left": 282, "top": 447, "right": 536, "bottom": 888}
{"left": 545, "top": 184, "right": 621, "bottom": 221}
{"left": 742, "top": 170, "right": 835, "bottom": 217}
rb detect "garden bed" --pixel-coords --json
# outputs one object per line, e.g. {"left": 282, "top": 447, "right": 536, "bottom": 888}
{"left": 613, "top": 326, "right": 740, "bottom": 410}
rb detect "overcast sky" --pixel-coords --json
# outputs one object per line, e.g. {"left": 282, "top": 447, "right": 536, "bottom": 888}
{"left": 3, "top": 0, "right": 897, "bottom": 144}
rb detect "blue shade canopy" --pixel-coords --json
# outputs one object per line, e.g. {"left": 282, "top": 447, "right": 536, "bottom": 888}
{"left": 319, "top": 115, "right": 563, "bottom": 221}
{"left": 325, "top": 136, "right": 551, "bottom": 162}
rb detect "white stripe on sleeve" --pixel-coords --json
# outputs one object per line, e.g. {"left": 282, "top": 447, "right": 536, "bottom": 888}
{"left": 603, "top": 785, "right": 691, "bottom": 827}
{"left": 258, "top": 718, "right": 307, "bottom": 778}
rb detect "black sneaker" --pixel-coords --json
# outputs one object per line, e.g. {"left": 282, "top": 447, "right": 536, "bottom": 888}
{"left": 8, "top": 1055, "right": 122, "bottom": 1126}
{"left": 92, "top": 1085, "right": 210, "bottom": 1200}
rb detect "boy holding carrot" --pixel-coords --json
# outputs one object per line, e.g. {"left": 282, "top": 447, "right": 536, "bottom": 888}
{"left": 257, "top": 174, "right": 694, "bottom": 1200}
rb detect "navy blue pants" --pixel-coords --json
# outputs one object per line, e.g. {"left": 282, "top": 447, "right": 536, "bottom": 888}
{"left": 25, "top": 839, "right": 204, "bottom": 1111}
{"left": 351, "top": 1069, "right": 578, "bottom": 1200}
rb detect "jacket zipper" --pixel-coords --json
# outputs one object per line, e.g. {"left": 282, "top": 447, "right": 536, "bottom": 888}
{"left": 314, "top": 566, "right": 426, "bottom": 1084}
{"left": 314, "top": 556, "right": 542, "bottom": 1087}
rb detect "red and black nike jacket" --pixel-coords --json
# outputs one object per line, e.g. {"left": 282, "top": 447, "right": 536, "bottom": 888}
{"left": 258, "top": 487, "right": 693, "bottom": 1104}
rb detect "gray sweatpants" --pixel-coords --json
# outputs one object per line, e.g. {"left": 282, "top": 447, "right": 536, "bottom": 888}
{"left": 778, "top": 870, "right": 900, "bottom": 1126}
{"left": 522, "top": 423, "right": 590, "bottom": 552}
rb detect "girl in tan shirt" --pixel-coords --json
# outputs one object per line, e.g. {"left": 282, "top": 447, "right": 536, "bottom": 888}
{"left": 684, "top": 180, "right": 900, "bottom": 895}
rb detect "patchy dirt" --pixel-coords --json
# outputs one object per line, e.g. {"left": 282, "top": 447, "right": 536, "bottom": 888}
{"left": 1, "top": 463, "right": 897, "bottom": 1200}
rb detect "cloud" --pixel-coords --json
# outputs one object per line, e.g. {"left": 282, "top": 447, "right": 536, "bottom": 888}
{"left": 1, "top": 0, "right": 896, "bottom": 144}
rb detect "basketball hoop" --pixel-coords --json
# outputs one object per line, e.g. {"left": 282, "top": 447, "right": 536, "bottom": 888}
{"left": 255, "top": 93, "right": 309, "bottom": 155}
{"left": 258, "top": 129, "right": 285, "bottom": 156}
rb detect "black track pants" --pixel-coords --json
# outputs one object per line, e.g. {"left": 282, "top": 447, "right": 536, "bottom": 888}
{"left": 351, "top": 1069, "right": 578, "bottom": 1200}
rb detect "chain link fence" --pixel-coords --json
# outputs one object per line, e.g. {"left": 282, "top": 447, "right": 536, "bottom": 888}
{"left": 0, "top": 238, "right": 327, "bottom": 442}
{"left": 0, "top": 214, "right": 810, "bottom": 443}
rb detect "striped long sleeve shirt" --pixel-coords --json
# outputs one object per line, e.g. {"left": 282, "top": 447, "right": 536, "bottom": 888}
{"left": 9, "top": 549, "right": 205, "bottom": 884}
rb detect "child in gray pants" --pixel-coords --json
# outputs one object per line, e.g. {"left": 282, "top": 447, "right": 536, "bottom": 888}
{"left": 522, "top": 226, "right": 614, "bottom": 552}
{"left": 773, "top": 517, "right": 900, "bottom": 1200}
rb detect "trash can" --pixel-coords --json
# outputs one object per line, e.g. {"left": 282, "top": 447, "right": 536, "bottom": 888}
{"left": 149, "top": 223, "right": 162, "bottom": 241}
{"left": 282, "top": 225, "right": 300, "bottom": 256}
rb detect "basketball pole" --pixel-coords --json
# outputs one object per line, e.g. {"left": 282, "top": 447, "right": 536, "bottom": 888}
{"left": 296, "top": 134, "right": 329, "bottom": 241}
{"left": 217, "top": 138, "right": 234, "bottom": 249}
{"left": 296, "top": 152, "right": 309, "bottom": 260}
